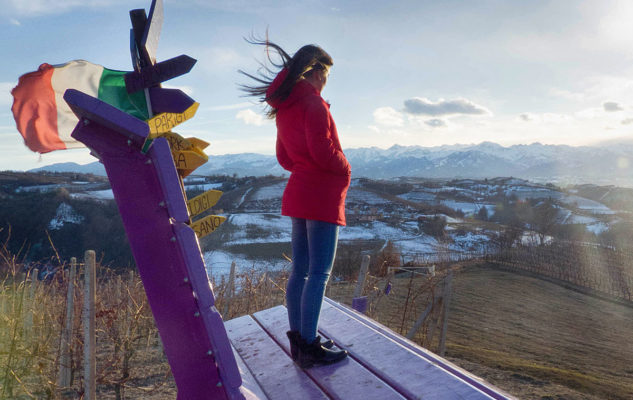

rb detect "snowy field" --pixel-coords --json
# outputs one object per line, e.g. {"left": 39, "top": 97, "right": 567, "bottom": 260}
{"left": 346, "top": 188, "right": 391, "bottom": 205}
{"left": 203, "top": 250, "right": 290, "bottom": 280}
{"left": 398, "top": 190, "right": 436, "bottom": 203}
{"left": 70, "top": 189, "right": 115, "bottom": 200}
{"left": 225, "top": 213, "right": 291, "bottom": 244}
{"left": 251, "top": 182, "right": 286, "bottom": 201}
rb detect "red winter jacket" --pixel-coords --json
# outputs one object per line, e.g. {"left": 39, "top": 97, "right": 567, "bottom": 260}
{"left": 267, "top": 69, "right": 351, "bottom": 226}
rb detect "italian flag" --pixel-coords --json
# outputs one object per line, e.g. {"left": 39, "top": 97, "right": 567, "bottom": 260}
{"left": 11, "top": 60, "right": 149, "bottom": 153}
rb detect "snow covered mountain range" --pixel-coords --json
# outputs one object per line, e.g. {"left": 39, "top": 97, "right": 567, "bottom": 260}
{"left": 30, "top": 141, "right": 633, "bottom": 186}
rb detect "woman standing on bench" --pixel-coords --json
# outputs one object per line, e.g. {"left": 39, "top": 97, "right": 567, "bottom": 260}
{"left": 240, "top": 39, "right": 350, "bottom": 368}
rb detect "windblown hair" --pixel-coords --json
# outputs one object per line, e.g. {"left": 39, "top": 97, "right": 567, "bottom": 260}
{"left": 239, "top": 36, "right": 333, "bottom": 118}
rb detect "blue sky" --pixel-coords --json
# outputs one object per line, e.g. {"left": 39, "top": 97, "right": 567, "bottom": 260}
{"left": 2, "top": 0, "right": 633, "bottom": 171}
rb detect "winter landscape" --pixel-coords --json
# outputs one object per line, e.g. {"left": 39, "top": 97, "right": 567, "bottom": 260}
{"left": 3, "top": 142, "right": 633, "bottom": 399}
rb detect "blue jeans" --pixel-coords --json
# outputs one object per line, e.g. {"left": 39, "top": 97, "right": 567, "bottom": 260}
{"left": 286, "top": 217, "right": 339, "bottom": 343}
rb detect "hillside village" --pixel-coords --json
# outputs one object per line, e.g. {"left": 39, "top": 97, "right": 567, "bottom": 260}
{"left": 1, "top": 170, "right": 628, "bottom": 279}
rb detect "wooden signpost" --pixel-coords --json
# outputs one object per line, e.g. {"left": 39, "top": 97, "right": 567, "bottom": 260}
{"left": 62, "top": 1, "right": 236, "bottom": 398}
{"left": 147, "top": 102, "right": 199, "bottom": 136}
{"left": 191, "top": 215, "right": 227, "bottom": 239}
{"left": 188, "top": 190, "right": 223, "bottom": 217}
{"left": 124, "top": 55, "right": 197, "bottom": 93}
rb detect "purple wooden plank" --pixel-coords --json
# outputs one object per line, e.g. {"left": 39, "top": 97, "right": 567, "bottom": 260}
{"left": 173, "top": 222, "right": 215, "bottom": 309}
{"left": 225, "top": 315, "right": 328, "bottom": 400}
{"left": 150, "top": 137, "right": 189, "bottom": 222}
{"left": 64, "top": 89, "right": 148, "bottom": 148}
{"left": 124, "top": 55, "right": 196, "bottom": 93}
{"left": 252, "top": 306, "right": 406, "bottom": 400}
{"left": 71, "top": 122, "right": 237, "bottom": 400}
{"left": 352, "top": 296, "right": 368, "bottom": 313}
{"left": 323, "top": 298, "right": 515, "bottom": 400}
{"left": 149, "top": 86, "right": 196, "bottom": 114}
{"left": 231, "top": 346, "right": 269, "bottom": 400}
{"left": 318, "top": 301, "right": 496, "bottom": 400}
{"left": 173, "top": 221, "right": 243, "bottom": 393}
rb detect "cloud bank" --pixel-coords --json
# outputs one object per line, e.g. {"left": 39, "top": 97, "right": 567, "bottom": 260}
{"left": 603, "top": 101, "right": 624, "bottom": 112}
{"left": 403, "top": 97, "right": 491, "bottom": 117}
{"left": 236, "top": 109, "right": 267, "bottom": 126}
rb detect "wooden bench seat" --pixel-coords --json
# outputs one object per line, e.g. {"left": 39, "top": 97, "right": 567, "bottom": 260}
{"left": 226, "top": 298, "right": 514, "bottom": 400}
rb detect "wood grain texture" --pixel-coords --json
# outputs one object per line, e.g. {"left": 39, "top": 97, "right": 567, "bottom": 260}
{"left": 252, "top": 306, "right": 406, "bottom": 400}
{"left": 226, "top": 315, "right": 328, "bottom": 400}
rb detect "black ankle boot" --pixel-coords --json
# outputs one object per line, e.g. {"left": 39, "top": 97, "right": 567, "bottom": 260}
{"left": 298, "top": 336, "right": 348, "bottom": 369}
{"left": 286, "top": 331, "right": 301, "bottom": 361}
{"left": 287, "top": 331, "right": 335, "bottom": 361}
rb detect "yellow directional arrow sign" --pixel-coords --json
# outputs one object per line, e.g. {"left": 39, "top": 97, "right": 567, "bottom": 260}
{"left": 186, "top": 137, "right": 210, "bottom": 150}
{"left": 162, "top": 131, "right": 195, "bottom": 151}
{"left": 147, "top": 102, "right": 199, "bottom": 138}
{"left": 187, "top": 190, "right": 223, "bottom": 218}
{"left": 172, "top": 149, "right": 208, "bottom": 171}
{"left": 191, "top": 215, "right": 226, "bottom": 238}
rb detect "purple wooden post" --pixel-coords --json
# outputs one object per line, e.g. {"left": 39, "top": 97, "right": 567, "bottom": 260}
{"left": 352, "top": 296, "right": 368, "bottom": 314}
{"left": 65, "top": 90, "right": 244, "bottom": 399}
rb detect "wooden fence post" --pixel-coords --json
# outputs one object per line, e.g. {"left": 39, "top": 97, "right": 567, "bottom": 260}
{"left": 438, "top": 271, "right": 454, "bottom": 357}
{"left": 24, "top": 268, "right": 38, "bottom": 337}
{"left": 83, "top": 251, "right": 96, "bottom": 400}
{"left": 223, "top": 262, "right": 236, "bottom": 318}
{"left": 406, "top": 295, "right": 439, "bottom": 340}
{"left": 58, "top": 257, "right": 77, "bottom": 388}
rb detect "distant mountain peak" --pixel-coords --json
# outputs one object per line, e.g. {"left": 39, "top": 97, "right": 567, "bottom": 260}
{"left": 27, "top": 141, "right": 633, "bottom": 186}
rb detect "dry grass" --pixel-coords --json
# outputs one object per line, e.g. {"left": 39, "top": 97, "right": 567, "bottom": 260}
{"left": 3, "top": 246, "right": 631, "bottom": 400}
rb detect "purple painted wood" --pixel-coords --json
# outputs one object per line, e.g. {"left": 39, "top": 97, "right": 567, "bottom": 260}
{"left": 351, "top": 296, "right": 368, "bottom": 313}
{"left": 173, "top": 222, "right": 243, "bottom": 393}
{"left": 149, "top": 86, "right": 196, "bottom": 114}
{"left": 67, "top": 94, "right": 244, "bottom": 399}
{"left": 225, "top": 315, "right": 329, "bottom": 400}
{"left": 63, "top": 89, "right": 148, "bottom": 148}
{"left": 323, "top": 298, "right": 515, "bottom": 400}
{"left": 151, "top": 138, "right": 189, "bottom": 222}
{"left": 231, "top": 346, "right": 269, "bottom": 400}
{"left": 318, "top": 301, "right": 495, "bottom": 399}
{"left": 252, "top": 306, "right": 406, "bottom": 400}
{"left": 124, "top": 54, "right": 196, "bottom": 93}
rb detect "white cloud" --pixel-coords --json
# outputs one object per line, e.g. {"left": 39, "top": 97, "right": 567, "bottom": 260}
{"left": 403, "top": 97, "right": 491, "bottom": 117}
{"left": 373, "top": 107, "right": 404, "bottom": 127}
{"left": 1, "top": 82, "right": 16, "bottom": 107}
{"left": 621, "top": 118, "right": 633, "bottom": 125}
{"left": 603, "top": 101, "right": 624, "bottom": 112}
{"left": 518, "top": 113, "right": 536, "bottom": 122}
{"left": 9, "top": 18, "right": 20, "bottom": 25}
{"left": 425, "top": 119, "right": 447, "bottom": 128}
{"left": 236, "top": 109, "right": 267, "bottom": 126}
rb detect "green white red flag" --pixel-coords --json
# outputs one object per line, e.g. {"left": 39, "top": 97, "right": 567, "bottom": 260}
{"left": 11, "top": 60, "right": 148, "bottom": 153}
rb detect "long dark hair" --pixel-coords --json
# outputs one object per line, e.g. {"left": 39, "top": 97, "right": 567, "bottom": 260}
{"left": 239, "top": 36, "right": 333, "bottom": 118}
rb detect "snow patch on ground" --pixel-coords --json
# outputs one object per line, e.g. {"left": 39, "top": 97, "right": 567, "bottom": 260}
{"left": 71, "top": 190, "right": 115, "bottom": 200}
{"left": 225, "top": 213, "right": 291, "bottom": 244}
{"left": 48, "top": 203, "right": 84, "bottom": 230}
{"left": 251, "top": 182, "right": 286, "bottom": 201}
{"left": 203, "top": 250, "right": 290, "bottom": 280}
{"left": 186, "top": 183, "right": 223, "bottom": 192}
{"left": 346, "top": 188, "right": 390, "bottom": 205}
